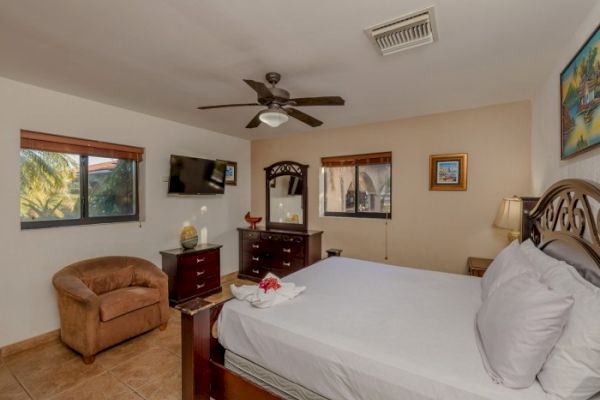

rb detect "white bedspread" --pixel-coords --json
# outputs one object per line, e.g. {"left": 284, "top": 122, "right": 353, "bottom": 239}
{"left": 218, "top": 257, "right": 549, "bottom": 400}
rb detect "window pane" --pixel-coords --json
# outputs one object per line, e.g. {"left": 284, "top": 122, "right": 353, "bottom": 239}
{"left": 20, "top": 150, "right": 81, "bottom": 222}
{"left": 357, "top": 164, "right": 391, "bottom": 213}
{"left": 88, "top": 157, "right": 136, "bottom": 218}
{"left": 324, "top": 166, "right": 356, "bottom": 213}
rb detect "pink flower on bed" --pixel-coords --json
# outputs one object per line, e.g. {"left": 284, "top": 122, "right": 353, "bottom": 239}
{"left": 259, "top": 277, "right": 281, "bottom": 293}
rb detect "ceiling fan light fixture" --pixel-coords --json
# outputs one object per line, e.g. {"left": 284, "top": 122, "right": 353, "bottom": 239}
{"left": 259, "top": 108, "right": 288, "bottom": 128}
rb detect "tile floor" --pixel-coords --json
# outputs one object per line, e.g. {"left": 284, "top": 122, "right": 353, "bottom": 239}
{"left": 0, "top": 275, "right": 254, "bottom": 400}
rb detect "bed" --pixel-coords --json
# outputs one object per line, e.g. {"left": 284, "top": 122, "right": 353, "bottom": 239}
{"left": 178, "top": 178, "right": 600, "bottom": 400}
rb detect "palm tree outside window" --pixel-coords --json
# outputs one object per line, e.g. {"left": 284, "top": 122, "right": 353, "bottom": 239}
{"left": 20, "top": 130, "right": 143, "bottom": 229}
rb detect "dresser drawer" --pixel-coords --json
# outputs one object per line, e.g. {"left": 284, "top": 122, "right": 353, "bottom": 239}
{"left": 243, "top": 265, "right": 267, "bottom": 279}
{"left": 272, "top": 257, "right": 305, "bottom": 270}
{"left": 180, "top": 250, "right": 219, "bottom": 269}
{"left": 180, "top": 274, "right": 221, "bottom": 300}
{"left": 181, "top": 260, "right": 219, "bottom": 281}
{"left": 243, "top": 240, "right": 264, "bottom": 252}
{"left": 274, "top": 243, "right": 304, "bottom": 258}
{"left": 282, "top": 235, "right": 304, "bottom": 244}
{"left": 243, "top": 231, "right": 261, "bottom": 241}
{"left": 244, "top": 252, "right": 265, "bottom": 265}
{"left": 261, "top": 232, "right": 281, "bottom": 241}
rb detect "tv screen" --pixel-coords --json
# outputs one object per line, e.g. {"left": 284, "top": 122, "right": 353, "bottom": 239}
{"left": 168, "top": 155, "right": 226, "bottom": 195}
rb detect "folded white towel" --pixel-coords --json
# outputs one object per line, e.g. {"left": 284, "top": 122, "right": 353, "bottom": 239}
{"left": 231, "top": 273, "right": 306, "bottom": 308}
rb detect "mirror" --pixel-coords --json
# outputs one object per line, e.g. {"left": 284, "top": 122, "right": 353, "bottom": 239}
{"left": 265, "top": 161, "right": 308, "bottom": 231}
{"left": 269, "top": 175, "right": 303, "bottom": 224}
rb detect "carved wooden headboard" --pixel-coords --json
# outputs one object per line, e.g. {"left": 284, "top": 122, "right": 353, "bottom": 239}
{"left": 525, "top": 179, "right": 600, "bottom": 286}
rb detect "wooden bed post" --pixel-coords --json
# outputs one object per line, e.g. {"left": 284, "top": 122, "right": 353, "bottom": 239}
{"left": 177, "top": 298, "right": 213, "bottom": 400}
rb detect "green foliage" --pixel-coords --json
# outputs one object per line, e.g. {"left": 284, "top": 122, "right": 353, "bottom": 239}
{"left": 20, "top": 152, "right": 136, "bottom": 222}
{"left": 20, "top": 150, "right": 79, "bottom": 221}
{"left": 564, "top": 83, "right": 580, "bottom": 109}
{"left": 577, "top": 47, "right": 599, "bottom": 81}
{"left": 88, "top": 159, "right": 135, "bottom": 217}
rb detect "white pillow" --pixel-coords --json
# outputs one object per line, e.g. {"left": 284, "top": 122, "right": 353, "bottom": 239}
{"left": 538, "top": 262, "right": 600, "bottom": 400}
{"left": 520, "top": 239, "right": 562, "bottom": 275}
{"left": 476, "top": 273, "right": 574, "bottom": 389}
{"left": 481, "top": 240, "right": 538, "bottom": 300}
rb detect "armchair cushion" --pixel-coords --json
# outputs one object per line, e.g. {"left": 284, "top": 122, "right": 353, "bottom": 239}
{"left": 99, "top": 286, "right": 160, "bottom": 322}
{"left": 82, "top": 265, "right": 135, "bottom": 295}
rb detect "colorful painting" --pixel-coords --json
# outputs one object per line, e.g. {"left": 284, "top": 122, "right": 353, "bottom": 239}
{"left": 436, "top": 161, "right": 459, "bottom": 184}
{"left": 224, "top": 160, "right": 237, "bottom": 186}
{"left": 561, "top": 25, "right": 600, "bottom": 159}
{"left": 429, "top": 153, "right": 468, "bottom": 191}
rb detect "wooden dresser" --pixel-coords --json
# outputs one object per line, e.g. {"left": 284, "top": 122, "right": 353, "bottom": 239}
{"left": 160, "top": 243, "right": 222, "bottom": 306}
{"left": 238, "top": 227, "right": 323, "bottom": 281}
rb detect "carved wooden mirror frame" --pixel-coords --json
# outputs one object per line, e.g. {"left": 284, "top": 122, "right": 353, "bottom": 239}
{"left": 265, "top": 161, "right": 308, "bottom": 232}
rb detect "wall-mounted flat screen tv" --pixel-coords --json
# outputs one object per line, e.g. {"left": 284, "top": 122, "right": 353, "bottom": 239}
{"left": 168, "top": 155, "right": 226, "bottom": 195}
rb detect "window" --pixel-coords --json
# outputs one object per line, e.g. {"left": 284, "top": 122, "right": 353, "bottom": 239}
{"left": 322, "top": 152, "right": 391, "bottom": 219}
{"left": 20, "top": 130, "right": 143, "bottom": 229}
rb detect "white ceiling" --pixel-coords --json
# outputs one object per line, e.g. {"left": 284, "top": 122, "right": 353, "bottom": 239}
{"left": 0, "top": 0, "right": 596, "bottom": 139}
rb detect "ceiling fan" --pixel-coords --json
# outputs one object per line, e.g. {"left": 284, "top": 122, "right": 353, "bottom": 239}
{"left": 197, "top": 72, "right": 345, "bottom": 128}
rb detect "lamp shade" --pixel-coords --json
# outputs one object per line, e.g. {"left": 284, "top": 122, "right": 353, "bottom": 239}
{"left": 494, "top": 196, "right": 522, "bottom": 230}
{"left": 259, "top": 109, "right": 289, "bottom": 127}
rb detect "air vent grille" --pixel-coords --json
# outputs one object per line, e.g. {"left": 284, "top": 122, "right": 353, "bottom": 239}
{"left": 365, "top": 7, "right": 438, "bottom": 56}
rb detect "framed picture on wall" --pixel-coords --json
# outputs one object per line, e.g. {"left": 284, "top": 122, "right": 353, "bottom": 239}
{"left": 560, "top": 24, "right": 600, "bottom": 159}
{"left": 224, "top": 161, "right": 237, "bottom": 186}
{"left": 429, "top": 153, "right": 468, "bottom": 191}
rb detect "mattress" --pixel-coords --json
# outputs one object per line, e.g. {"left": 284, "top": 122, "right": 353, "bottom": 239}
{"left": 225, "top": 350, "right": 327, "bottom": 400}
{"left": 218, "top": 257, "right": 550, "bottom": 400}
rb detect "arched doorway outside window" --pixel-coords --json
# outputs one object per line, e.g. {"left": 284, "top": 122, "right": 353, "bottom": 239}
{"left": 346, "top": 170, "right": 389, "bottom": 212}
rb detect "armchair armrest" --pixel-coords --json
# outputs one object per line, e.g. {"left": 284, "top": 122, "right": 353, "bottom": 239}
{"left": 131, "top": 258, "right": 168, "bottom": 289}
{"left": 130, "top": 257, "right": 170, "bottom": 324}
{"left": 53, "top": 275, "right": 99, "bottom": 307}
{"left": 52, "top": 272, "right": 100, "bottom": 357}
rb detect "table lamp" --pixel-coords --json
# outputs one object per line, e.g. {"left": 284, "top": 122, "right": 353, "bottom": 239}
{"left": 494, "top": 196, "right": 522, "bottom": 242}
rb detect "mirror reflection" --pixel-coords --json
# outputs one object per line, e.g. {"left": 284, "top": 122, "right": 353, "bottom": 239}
{"left": 269, "top": 175, "right": 303, "bottom": 224}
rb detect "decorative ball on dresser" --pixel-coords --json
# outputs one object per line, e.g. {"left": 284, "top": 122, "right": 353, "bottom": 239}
{"left": 180, "top": 224, "right": 199, "bottom": 249}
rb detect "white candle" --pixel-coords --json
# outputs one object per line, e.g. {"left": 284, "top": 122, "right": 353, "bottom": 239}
{"left": 200, "top": 227, "right": 208, "bottom": 244}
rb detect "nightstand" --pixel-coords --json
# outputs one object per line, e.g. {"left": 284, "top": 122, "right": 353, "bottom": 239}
{"left": 326, "top": 248, "right": 343, "bottom": 257}
{"left": 467, "top": 257, "right": 493, "bottom": 277}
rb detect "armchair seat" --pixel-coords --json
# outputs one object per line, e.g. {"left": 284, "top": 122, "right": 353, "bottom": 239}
{"left": 53, "top": 256, "right": 170, "bottom": 364}
{"left": 99, "top": 286, "right": 160, "bottom": 322}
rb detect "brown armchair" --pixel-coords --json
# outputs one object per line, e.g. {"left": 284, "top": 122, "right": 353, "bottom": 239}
{"left": 52, "top": 256, "right": 170, "bottom": 364}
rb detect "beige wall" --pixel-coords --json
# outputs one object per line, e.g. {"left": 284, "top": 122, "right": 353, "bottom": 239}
{"left": 0, "top": 77, "right": 250, "bottom": 347}
{"left": 252, "top": 101, "right": 531, "bottom": 274}
{"left": 532, "top": 2, "right": 600, "bottom": 193}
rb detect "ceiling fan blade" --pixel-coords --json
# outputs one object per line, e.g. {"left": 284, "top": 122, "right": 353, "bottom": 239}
{"left": 246, "top": 111, "right": 262, "bottom": 128}
{"left": 243, "top": 79, "right": 273, "bottom": 99}
{"left": 197, "top": 103, "right": 260, "bottom": 110}
{"left": 286, "top": 107, "right": 323, "bottom": 127}
{"left": 290, "top": 96, "right": 345, "bottom": 106}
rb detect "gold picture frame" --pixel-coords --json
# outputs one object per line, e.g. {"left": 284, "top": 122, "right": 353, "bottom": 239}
{"left": 429, "top": 153, "right": 468, "bottom": 191}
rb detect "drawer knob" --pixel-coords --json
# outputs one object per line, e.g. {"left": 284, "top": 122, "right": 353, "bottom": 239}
{"left": 268, "top": 235, "right": 272, "bottom": 239}
{"left": 252, "top": 256, "right": 259, "bottom": 261}
{"left": 196, "top": 283, "right": 205, "bottom": 289}
{"left": 252, "top": 269, "right": 260, "bottom": 274}
{"left": 283, "top": 248, "right": 291, "bottom": 253}
{"left": 196, "top": 270, "right": 205, "bottom": 276}
{"left": 283, "top": 261, "right": 291, "bottom": 267}
{"left": 252, "top": 244, "right": 259, "bottom": 249}
{"left": 196, "top": 257, "right": 205, "bottom": 264}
